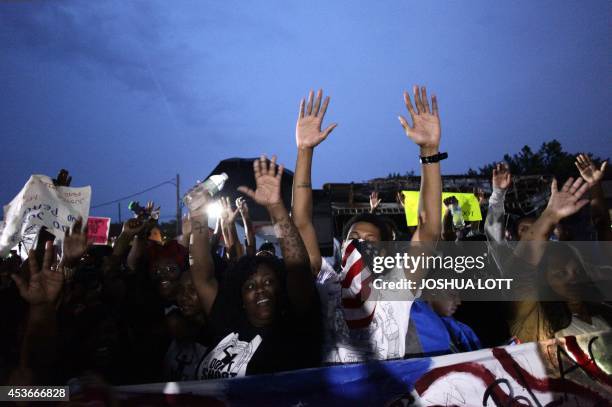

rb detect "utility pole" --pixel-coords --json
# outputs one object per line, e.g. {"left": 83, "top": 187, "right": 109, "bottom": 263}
{"left": 118, "top": 201, "right": 122, "bottom": 224}
{"left": 176, "top": 173, "right": 181, "bottom": 237}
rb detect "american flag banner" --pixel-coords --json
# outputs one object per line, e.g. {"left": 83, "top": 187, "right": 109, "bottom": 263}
{"left": 339, "top": 239, "right": 379, "bottom": 329}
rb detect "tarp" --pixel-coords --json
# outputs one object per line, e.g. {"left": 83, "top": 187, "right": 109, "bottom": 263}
{"left": 115, "top": 331, "right": 612, "bottom": 406}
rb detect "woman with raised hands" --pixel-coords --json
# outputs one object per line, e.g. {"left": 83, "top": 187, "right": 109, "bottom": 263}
{"left": 186, "top": 155, "right": 321, "bottom": 378}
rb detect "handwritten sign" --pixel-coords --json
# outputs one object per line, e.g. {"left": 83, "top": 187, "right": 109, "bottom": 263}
{"left": 87, "top": 217, "right": 111, "bottom": 245}
{"left": 401, "top": 191, "right": 482, "bottom": 227}
{"left": 0, "top": 175, "right": 91, "bottom": 256}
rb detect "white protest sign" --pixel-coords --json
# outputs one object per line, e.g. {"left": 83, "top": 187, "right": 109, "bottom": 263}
{"left": 0, "top": 175, "right": 91, "bottom": 257}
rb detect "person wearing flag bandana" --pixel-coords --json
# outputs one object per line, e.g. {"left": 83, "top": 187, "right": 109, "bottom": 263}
{"left": 291, "top": 86, "right": 444, "bottom": 363}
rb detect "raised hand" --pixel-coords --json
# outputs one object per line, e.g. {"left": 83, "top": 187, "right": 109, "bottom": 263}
{"left": 220, "top": 196, "right": 240, "bottom": 224}
{"left": 145, "top": 201, "right": 161, "bottom": 220}
{"left": 492, "top": 162, "right": 512, "bottom": 190}
{"left": 238, "top": 155, "right": 284, "bottom": 209}
{"left": 369, "top": 191, "right": 382, "bottom": 213}
{"left": 62, "top": 217, "right": 88, "bottom": 267}
{"left": 121, "top": 218, "right": 145, "bottom": 237}
{"left": 575, "top": 154, "right": 607, "bottom": 188}
{"left": 12, "top": 241, "right": 63, "bottom": 306}
{"left": 398, "top": 85, "right": 441, "bottom": 153}
{"left": 544, "top": 177, "right": 590, "bottom": 223}
{"left": 296, "top": 89, "right": 338, "bottom": 149}
{"left": 236, "top": 197, "right": 249, "bottom": 217}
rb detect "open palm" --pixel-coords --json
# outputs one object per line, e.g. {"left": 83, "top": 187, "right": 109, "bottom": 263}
{"left": 546, "top": 177, "right": 589, "bottom": 221}
{"left": 296, "top": 89, "right": 337, "bottom": 149}
{"left": 62, "top": 217, "right": 88, "bottom": 265}
{"left": 12, "top": 242, "right": 63, "bottom": 305}
{"left": 399, "top": 85, "right": 441, "bottom": 149}
{"left": 238, "top": 155, "right": 284, "bottom": 208}
{"left": 575, "top": 154, "right": 607, "bottom": 188}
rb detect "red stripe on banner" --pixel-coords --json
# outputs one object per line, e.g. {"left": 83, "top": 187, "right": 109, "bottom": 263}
{"left": 341, "top": 258, "right": 364, "bottom": 289}
{"left": 415, "top": 362, "right": 516, "bottom": 406}
{"left": 341, "top": 243, "right": 356, "bottom": 266}
{"left": 564, "top": 335, "right": 612, "bottom": 387}
{"left": 346, "top": 307, "right": 376, "bottom": 329}
{"left": 491, "top": 347, "right": 609, "bottom": 404}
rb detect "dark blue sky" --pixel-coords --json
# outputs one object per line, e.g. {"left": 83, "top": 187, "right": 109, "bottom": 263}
{"left": 1, "top": 1, "right": 610, "bottom": 221}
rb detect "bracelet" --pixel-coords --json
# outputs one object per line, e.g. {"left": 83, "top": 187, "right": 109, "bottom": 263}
{"left": 420, "top": 152, "right": 448, "bottom": 164}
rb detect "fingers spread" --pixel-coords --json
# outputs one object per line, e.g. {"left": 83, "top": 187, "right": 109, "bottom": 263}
{"left": 561, "top": 177, "right": 574, "bottom": 192}
{"left": 431, "top": 95, "right": 439, "bottom": 117}
{"left": 322, "top": 123, "right": 337, "bottom": 139}
{"left": 276, "top": 164, "right": 284, "bottom": 179}
{"left": 306, "top": 90, "right": 314, "bottom": 115}
{"left": 319, "top": 96, "right": 330, "bottom": 118}
{"left": 298, "top": 98, "right": 305, "bottom": 119}
{"left": 403, "top": 91, "right": 416, "bottom": 121}
{"left": 398, "top": 115, "right": 411, "bottom": 130}
{"left": 42, "top": 240, "right": 55, "bottom": 272}
{"left": 313, "top": 89, "right": 322, "bottom": 116}
{"left": 253, "top": 157, "right": 262, "bottom": 178}
{"left": 413, "top": 85, "right": 422, "bottom": 114}
{"left": 420, "top": 86, "right": 430, "bottom": 113}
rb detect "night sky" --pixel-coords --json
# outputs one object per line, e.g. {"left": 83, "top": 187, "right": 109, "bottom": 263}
{"left": 1, "top": 1, "right": 610, "bottom": 222}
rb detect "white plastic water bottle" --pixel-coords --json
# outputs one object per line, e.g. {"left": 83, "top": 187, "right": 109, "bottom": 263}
{"left": 451, "top": 203, "right": 465, "bottom": 230}
{"left": 183, "top": 173, "right": 228, "bottom": 212}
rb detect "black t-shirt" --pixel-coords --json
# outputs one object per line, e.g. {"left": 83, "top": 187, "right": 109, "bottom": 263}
{"left": 196, "top": 280, "right": 322, "bottom": 379}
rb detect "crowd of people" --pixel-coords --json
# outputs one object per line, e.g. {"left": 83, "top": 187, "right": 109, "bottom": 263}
{"left": 1, "top": 86, "right": 610, "bottom": 394}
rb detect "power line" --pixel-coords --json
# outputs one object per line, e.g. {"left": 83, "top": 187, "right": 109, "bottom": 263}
{"left": 91, "top": 178, "right": 176, "bottom": 209}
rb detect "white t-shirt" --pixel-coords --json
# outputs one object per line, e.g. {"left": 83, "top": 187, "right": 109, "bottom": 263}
{"left": 195, "top": 333, "right": 262, "bottom": 379}
{"left": 316, "top": 258, "right": 415, "bottom": 364}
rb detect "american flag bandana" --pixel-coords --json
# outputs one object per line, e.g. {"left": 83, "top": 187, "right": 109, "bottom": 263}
{"left": 340, "top": 239, "right": 380, "bottom": 329}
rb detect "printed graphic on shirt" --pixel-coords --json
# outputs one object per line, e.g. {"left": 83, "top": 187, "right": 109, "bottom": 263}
{"left": 196, "top": 333, "right": 262, "bottom": 379}
{"left": 163, "top": 340, "right": 208, "bottom": 381}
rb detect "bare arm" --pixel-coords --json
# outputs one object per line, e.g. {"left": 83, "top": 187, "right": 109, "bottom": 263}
{"left": 517, "top": 177, "right": 589, "bottom": 265}
{"left": 220, "top": 196, "right": 243, "bottom": 260}
{"left": 399, "top": 85, "right": 442, "bottom": 243}
{"left": 236, "top": 197, "right": 256, "bottom": 256}
{"left": 576, "top": 155, "right": 611, "bottom": 241}
{"left": 184, "top": 190, "right": 218, "bottom": 316}
{"left": 485, "top": 163, "right": 511, "bottom": 243}
{"left": 239, "top": 155, "right": 314, "bottom": 314}
{"left": 292, "top": 89, "right": 337, "bottom": 274}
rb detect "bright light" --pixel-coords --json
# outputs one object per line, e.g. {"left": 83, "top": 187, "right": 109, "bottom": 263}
{"left": 206, "top": 201, "right": 223, "bottom": 219}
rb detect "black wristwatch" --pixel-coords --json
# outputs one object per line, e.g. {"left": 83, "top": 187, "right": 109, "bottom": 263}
{"left": 420, "top": 152, "right": 448, "bottom": 164}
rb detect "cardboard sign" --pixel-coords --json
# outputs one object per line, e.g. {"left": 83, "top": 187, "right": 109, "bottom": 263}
{"left": 401, "top": 191, "right": 482, "bottom": 227}
{"left": 87, "top": 216, "right": 111, "bottom": 245}
{"left": 0, "top": 175, "right": 91, "bottom": 256}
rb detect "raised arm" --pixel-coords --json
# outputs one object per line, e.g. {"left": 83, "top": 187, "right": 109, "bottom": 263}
{"left": 239, "top": 155, "right": 314, "bottom": 313}
{"left": 399, "top": 85, "right": 442, "bottom": 242}
{"left": 184, "top": 188, "right": 218, "bottom": 315}
{"left": 11, "top": 242, "right": 63, "bottom": 381}
{"left": 236, "top": 197, "right": 256, "bottom": 256}
{"left": 517, "top": 177, "right": 589, "bottom": 265}
{"left": 220, "top": 196, "right": 243, "bottom": 260}
{"left": 369, "top": 192, "right": 382, "bottom": 214}
{"left": 292, "top": 89, "right": 337, "bottom": 274}
{"left": 576, "top": 154, "right": 610, "bottom": 241}
{"left": 485, "top": 162, "right": 512, "bottom": 243}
